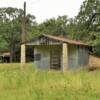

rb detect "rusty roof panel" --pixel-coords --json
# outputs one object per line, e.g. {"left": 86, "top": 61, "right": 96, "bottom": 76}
{"left": 43, "top": 34, "right": 89, "bottom": 46}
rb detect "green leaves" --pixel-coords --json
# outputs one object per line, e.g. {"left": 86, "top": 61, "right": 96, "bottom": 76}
{"left": 0, "top": 7, "right": 36, "bottom": 59}
{"left": 75, "top": 0, "right": 100, "bottom": 56}
{"left": 34, "top": 15, "right": 69, "bottom": 36}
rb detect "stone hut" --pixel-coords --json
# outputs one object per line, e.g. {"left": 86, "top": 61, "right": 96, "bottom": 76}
{"left": 25, "top": 34, "right": 91, "bottom": 71}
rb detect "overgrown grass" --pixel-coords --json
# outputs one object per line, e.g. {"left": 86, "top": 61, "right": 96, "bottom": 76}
{"left": 0, "top": 63, "right": 100, "bottom": 100}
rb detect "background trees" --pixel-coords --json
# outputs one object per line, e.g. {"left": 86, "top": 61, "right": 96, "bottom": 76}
{"left": 0, "top": 0, "right": 100, "bottom": 60}
{"left": 33, "top": 15, "right": 69, "bottom": 36}
{"left": 76, "top": 0, "right": 100, "bottom": 56}
{"left": 0, "top": 7, "right": 36, "bottom": 62}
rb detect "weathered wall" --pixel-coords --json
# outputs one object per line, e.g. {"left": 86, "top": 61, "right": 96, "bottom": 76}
{"left": 34, "top": 44, "right": 89, "bottom": 70}
{"left": 68, "top": 45, "right": 79, "bottom": 69}
{"left": 78, "top": 46, "right": 89, "bottom": 66}
{"left": 34, "top": 45, "right": 62, "bottom": 70}
{"left": 89, "top": 55, "right": 100, "bottom": 67}
{"left": 34, "top": 45, "right": 50, "bottom": 70}
{"left": 68, "top": 45, "right": 89, "bottom": 69}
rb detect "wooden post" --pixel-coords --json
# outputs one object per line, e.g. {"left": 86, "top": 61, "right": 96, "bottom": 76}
{"left": 21, "top": 2, "right": 26, "bottom": 70}
{"left": 62, "top": 43, "right": 68, "bottom": 72}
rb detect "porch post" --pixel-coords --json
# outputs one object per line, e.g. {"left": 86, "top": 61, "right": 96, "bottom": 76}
{"left": 21, "top": 44, "right": 26, "bottom": 70}
{"left": 62, "top": 43, "right": 68, "bottom": 72}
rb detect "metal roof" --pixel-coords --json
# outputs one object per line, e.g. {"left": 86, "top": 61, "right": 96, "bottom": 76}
{"left": 25, "top": 34, "right": 90, "bottom": 47}
{"left": 42, "top": 34, "right": 89, "bottom": 46}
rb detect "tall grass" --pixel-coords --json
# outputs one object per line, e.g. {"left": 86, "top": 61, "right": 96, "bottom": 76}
{"left": 0, "top": 63, "right": 100, "bottom": 100}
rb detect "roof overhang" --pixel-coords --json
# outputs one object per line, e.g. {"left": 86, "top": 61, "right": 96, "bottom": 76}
{"left": 24, "top": 34, "right": 91, "bottom": 47}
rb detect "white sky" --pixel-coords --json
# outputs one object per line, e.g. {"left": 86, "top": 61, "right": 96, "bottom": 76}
{"left": 0, "top": 0, "right": 85, "bottom": 23}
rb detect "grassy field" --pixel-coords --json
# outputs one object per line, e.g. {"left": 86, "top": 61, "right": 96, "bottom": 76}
{"left": 0, "top": 63, "right": 100, "bottom": 100}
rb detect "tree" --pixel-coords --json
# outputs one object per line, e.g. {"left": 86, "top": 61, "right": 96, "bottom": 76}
{"left": 35, "top": 15, "right": 69, "bottom": 36}
{"left": 0, "top": 7, "right": 36, "bottom": 62}
{"left": 76, "top": 0, "right": 100, "bottom": 56}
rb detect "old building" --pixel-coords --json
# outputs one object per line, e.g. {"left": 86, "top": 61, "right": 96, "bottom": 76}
{"left": 0, "top": 52, "right": 11, "bottom": 63}
{"left": 25, "top": 34, "right": 91, "bottom": 71}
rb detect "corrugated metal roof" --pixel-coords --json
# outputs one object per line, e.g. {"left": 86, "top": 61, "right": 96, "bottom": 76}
{"left": 42, "top": 34, "right": 89, "bottom": 46}
{"left": 25, "top": 34, "right": 90, "bottom": 46}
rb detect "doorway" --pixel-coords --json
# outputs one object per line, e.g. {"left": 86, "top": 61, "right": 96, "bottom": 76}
{"left": 50, "top": 48, "right": 61, "bottom": 70}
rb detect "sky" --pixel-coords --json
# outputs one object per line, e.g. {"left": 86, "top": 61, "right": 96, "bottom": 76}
{"left": 0, "top": 0, "right": 85, "bottom": 23}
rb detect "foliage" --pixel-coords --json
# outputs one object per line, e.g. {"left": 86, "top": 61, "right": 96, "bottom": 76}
{"left": 0, "top": 0, "right": 100, "bottom": 57}
{"left": 76, "top": 0, "right": 100, "bottom": 55}
{"left": 34, "top": 15, "right": 69, "bottom": 36}
{"left": 0, "top": 7, "right": 36, "bottom": 61}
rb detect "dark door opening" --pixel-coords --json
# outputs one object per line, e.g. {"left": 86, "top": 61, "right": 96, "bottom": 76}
{"left": 50, "top": 49, "right": 61, "bottom": 70}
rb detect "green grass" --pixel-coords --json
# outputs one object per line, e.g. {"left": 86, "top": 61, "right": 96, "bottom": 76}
{"left": 0, "top": 63, "right": 100, "bottom": 100}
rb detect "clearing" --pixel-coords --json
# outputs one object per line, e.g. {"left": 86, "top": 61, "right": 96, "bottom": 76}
{"left": 0, "top": 63, "right": 100, "bottom": 100}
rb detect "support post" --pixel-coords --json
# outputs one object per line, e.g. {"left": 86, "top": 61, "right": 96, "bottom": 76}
{"left": 21, "top": 44, "right": 26, "bottom": 70}
{"left": 20, "top": 2, "right": 26, "bottom": 70}
{"left": 62, "top": 43, "right": 68, "bottom": 72}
